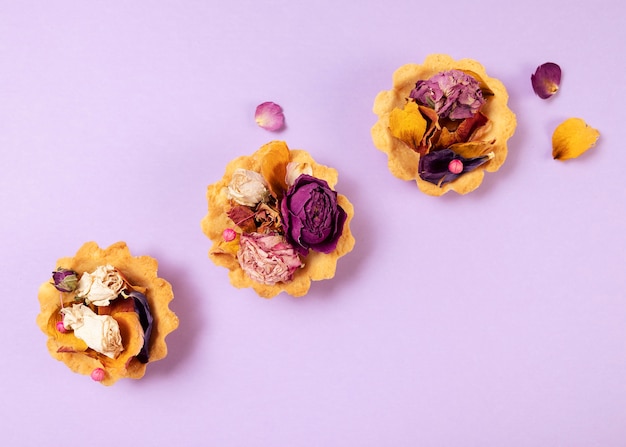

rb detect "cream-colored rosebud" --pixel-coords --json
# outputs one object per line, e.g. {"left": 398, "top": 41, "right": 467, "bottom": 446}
{"left": 285, "top": 162, "right": 313, "bottom": 186}
{"left": 61, "top": 304, "right": 124, "bottom": 359}
{"left": 76, "top": 265, "right": 125, "bottom": 306}
{"left": 227, "top": 168, "right": 269, "bottom": 206}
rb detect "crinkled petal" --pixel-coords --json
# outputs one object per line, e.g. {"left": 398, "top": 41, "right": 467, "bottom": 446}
{"left": 552, "top": 118, "right": 599, "bottom": 160}
{"left": 531, "top": 62, "right": 561, "bottom": 99}
{"left": 255, "top": 102, "right": 285, "bottom": 131}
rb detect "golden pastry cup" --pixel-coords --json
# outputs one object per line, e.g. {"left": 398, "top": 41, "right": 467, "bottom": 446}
{"left": 372, "top": 53, "right": 517, "bottom": 195}
{"left": 37, "top": 241, "right": 179, "bottom": 386}
{"left": 201, "top": 140, "right": 355, "bottom": 298}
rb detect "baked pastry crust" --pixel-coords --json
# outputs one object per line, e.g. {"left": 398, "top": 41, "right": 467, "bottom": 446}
{"left": 372, "top": 54, "right": 517, "bottom": 195}
{"left": 37, "top": 241, "right": 178, "bottom": 385}
{"left": 201, "top": 141, "right": 355, "bottom": 298}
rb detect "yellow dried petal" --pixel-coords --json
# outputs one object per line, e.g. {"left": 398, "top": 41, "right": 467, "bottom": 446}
{"left": 100, "top": 311, "right": 145, "bottom": 376}
{"left": 552, "top": 118, "right": 600, "bottom": 160}
{"left": 388, "top": 101, "right": 427, "bottom": 151}
{"left": 447, "top": 141, "right": 495, "bottom": 159}
{"left": 258, "top": 140, "right": 290, "bottom": 197}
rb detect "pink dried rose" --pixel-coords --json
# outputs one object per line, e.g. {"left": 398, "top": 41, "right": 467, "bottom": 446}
{"left": 531, "top": 62, "right": 561, "bottom": 99}
{"left": 410, "top": 70, "right": 486, "bottom": 120}
{"left": 255, "top": 101, "right": 285, "bottom": 131}
{"left": 237, "top": 232, "right": 302, "bottom": 285}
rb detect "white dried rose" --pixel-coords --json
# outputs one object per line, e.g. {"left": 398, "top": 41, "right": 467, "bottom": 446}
{"left": 285, "top": 162, "right": 313, "bottom": 186}
{"left": 227, "top": 168, "right": 269, "bottom": 206}
{"left": 76, "top": 265, "right": 125, "bottom": 306}
{"left": 61, "top": 304, "right": 124, "bottom": 359}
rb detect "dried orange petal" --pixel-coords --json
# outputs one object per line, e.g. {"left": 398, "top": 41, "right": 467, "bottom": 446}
{"left": 388, "top": 102, "right": 427, "bottom": 152}
{"left": 552, "top": 118, "right": 600, "bottom": 161}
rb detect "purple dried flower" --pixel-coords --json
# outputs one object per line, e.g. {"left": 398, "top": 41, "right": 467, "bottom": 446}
{"left": 410, "top": 70, "right": 485, "bottom": 120}
{"left": 280, "top": 174, "right": 347, "bottom": 256}
{"left": 419, "top": 149, "right": 493, "bottom": 186}
{"left": 255, "top": 101, "right": 285, "bottom": 131}
{"left": 51, "top": 268, "right": 79, "bottom": 292}
{"left": 531, "top": 62, "right": 561, "bottom": 99}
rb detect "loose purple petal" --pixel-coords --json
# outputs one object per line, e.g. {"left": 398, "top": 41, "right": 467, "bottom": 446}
{"left": 531, "top": 62, "right": 561, "bottom": 99}
{"left": 255, "top": 101, "right": 285, "bottom": 131}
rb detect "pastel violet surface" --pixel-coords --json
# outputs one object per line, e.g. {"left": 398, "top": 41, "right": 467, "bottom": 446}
{"left": 37, "top": 241, "right": 179, "bottom": 386}
{"left": 371, "top": 54, "right": 517, "bottom": 196}
{"left": 201, "top": 141, "right": 355, "bottom": 298}
{"left": 531, "top": 62, "right": 562, "bottom": 99}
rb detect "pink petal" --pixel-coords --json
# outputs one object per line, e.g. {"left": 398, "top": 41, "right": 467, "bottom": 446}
{"left": 255, "top": 101, "right": 285, "bottom": 131}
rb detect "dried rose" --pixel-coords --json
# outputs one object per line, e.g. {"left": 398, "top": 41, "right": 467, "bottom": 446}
{"left": 227, "top": 168, "right": 269, "bottom": 207}
{"left": 552, "top": 117, "right": 599, "bottom": 160}
{"left": 418, "top": 149, "right": 494, "bottom": 186}
{"left": 237, "top": 233, "right": 302, "bottom": 285}
{"left": 255, "top": 101, "right": 285, "bottom": 131}
{"left": 285, "top": 162, "right": 313, "bottom": 187}
{"left": 76, "top": 265, "right": 125, "bottom": 306}
{"left": 51, "top": 268, "right": 79, "bottom": 292}
{"left": 531, "top": 62, "right": 561, "bottom": 99}
{"left": 60, "top": 304, "right": 124, "bottom": 359}
{"left": 280, "top": 174, "right": 347, "bottom": 256}
{"left": 410, "top": 70, "right": 486, "bottom": 120}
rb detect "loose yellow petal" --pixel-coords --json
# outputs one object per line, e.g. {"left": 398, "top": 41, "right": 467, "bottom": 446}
{"left": 388, "top": 101, "right": 427, "bottom": 151}
{"left": 552, "top": 118, "right": 600, "bottom": 161}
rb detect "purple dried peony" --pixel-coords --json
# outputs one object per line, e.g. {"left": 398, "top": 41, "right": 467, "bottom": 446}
{"left": 51, "top": 268, "right": 79, "bottom": 292}
{"left": 410, "top": 70, "right": 485, "bottom": 120}
{"left": 280, "top": 174, "right": 347, "bottom": 256}
{"left": 237, "top": 233, "right": 302, "bottom": 285}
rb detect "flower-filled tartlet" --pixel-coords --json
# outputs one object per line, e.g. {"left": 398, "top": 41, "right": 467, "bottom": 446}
{"left": 372, "top": 54, "right": 517, "bottom": 195}
{"left": 37, "top": 242, "right": 179, "bottom": 386}
{"left": 201, "top": 140, "right": 355, "bottom": 298}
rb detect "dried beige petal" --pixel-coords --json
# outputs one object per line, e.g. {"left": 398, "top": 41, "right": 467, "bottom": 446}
{"left": 552, "top": 118, "right": 600, "bottom": 161}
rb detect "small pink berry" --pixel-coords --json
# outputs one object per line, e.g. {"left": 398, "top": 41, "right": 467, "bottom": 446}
{"left": 223, "top": 228, "right": 237, "bottom": 242}
{"left": 90, "top": 368, "right": 105, "bottom": 382}
{"left": 56, "top": 321, "right": 68, "bottom": 333}
{"left": 448, "top": 159, "right": 463, "bottom": 174}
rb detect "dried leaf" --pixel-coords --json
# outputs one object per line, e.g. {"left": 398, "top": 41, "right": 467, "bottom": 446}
{"left": 552, "top": 118, "right": 600, "bottom": 160}
{"left": 388, "top": 102, "right": 427, "bottom": 153}
{"left": 227, "top": 205, "right": 257, "bottom": 233}
{"left": 438, "top": 112, "right": 489, "bottom": 147}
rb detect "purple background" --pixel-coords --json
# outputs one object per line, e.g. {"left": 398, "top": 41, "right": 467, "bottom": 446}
{"left": 2, "top": 1, "right": 625, "bottom": 445}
